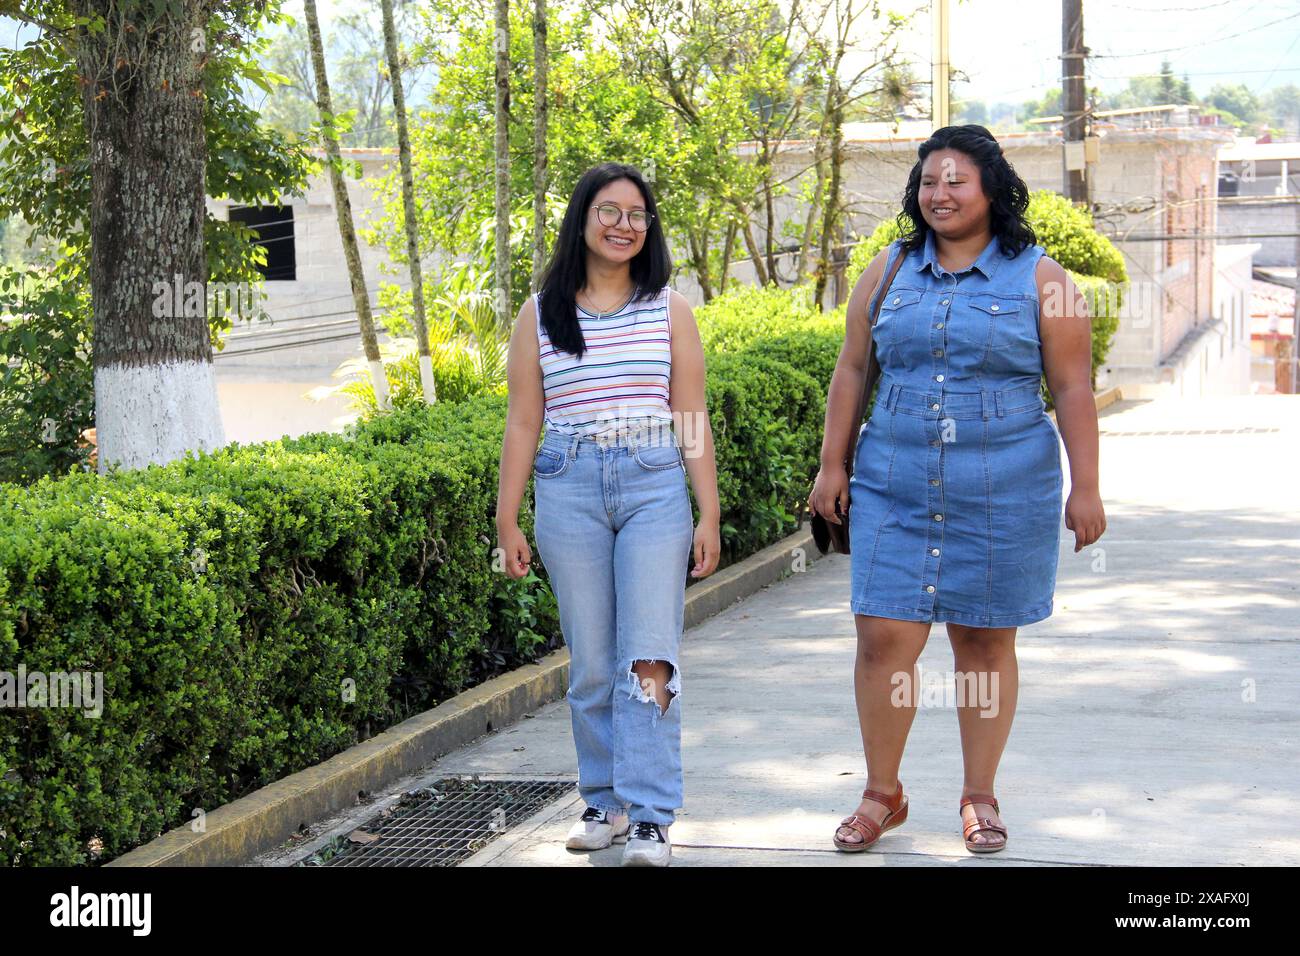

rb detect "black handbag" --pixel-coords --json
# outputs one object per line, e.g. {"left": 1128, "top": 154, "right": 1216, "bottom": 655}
{"left": 810, "top": 247, "right": 907, "bottom": 555}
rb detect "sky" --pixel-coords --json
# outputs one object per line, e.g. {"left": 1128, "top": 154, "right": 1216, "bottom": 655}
{"left": 897, "top": 0, "right": 1300, "bottom": 108}
{"left": 3, "top": 0, "right": 1299, "bottom": 110}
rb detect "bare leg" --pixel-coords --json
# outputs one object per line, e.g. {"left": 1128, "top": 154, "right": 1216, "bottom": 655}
{"left": 835, "top": 615, "right": 932, "bottom": 847}
{"left": 631, "top": 659, "right": 673, "bottom": 714}
{"left": 946, "top": 622, "right": 1018, "bottom": 849}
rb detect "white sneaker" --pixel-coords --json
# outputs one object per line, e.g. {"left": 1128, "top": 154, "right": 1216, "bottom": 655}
{"left": 621, "top": 821, "right": 671, "bottom": 867}
{"left": 565, "top": 807, "right": 630, "bottom": 850}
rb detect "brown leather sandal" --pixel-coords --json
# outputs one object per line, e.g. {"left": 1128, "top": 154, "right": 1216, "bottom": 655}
{"left": 959, "top": 793, "right": 1008, "bottom": 854}
{"left": 833, "top": 781, "right": 908, "bottom": 852}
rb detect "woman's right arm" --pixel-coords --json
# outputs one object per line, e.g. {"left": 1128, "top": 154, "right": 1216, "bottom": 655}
{"left": 496, "top": 295, "right": 545, "bottom": 578}
{"left": 809, "top": 247, "right": 889, "bottom": 524}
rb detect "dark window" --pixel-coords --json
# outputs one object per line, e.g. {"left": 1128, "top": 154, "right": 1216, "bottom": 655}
{"left": 230, "top": 204, "right": 296, "bottom": 280}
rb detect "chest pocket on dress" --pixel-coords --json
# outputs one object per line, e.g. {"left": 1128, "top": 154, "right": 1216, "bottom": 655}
{"left": 948, "top": 295, "right": 1032, "bottom": 354}
{"left": 871, "top": 288, "right": 922, "bottom": 350}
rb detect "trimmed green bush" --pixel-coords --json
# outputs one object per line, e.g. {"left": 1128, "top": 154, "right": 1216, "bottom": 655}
{"left": 1, "top": 475, "right": 266, "bottom": 865}
{"left": 0, "top": 393, "right": 554, "bottom": 865}
{"left": 0, "top": 335, "right": 836, "bottom": 865}
{"left": 703, "top": 352, "right": 823, "bottom": 559}
{"left": 745, "top": 320, "right": 846, "bottom": 391}
{"left": 696, "top": 282, "right": 821, "bottom": 353}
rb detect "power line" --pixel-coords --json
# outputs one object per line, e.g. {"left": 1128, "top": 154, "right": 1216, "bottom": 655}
{"left": 223, "top": 315, "right": 373, "bottom": 341}
{"left": 1097, "top": 0, "right": 1238, "bottom": 11}
{"left": 1089, "top": 66, "right": 1300, "bottom": 81}
{"left": 1252, "top": 28, "right": 1300, "bottom": 98}
{"left": 216, "top": 315, "right": 399, "bottom": 359}
{"left": 1091, "top": 10, "right": 1300, "bottom": 59}
{"left": 1111, "top": 231, "right": 1300, "bottom": 241}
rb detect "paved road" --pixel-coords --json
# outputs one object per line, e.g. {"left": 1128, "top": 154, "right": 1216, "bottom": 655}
{"left": 335, "top": 393, "right": 1300, "bottom": 866}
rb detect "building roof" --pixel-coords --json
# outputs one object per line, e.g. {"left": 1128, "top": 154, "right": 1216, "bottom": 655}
{"left": 1251, "top": 276, "right": 1296, "bottom": 339}
{"left": 300, "top": 147, "right": 397, "bottom": 160}
{"left": 737, "top": 122, "right": 1234, "bottom": 155}
{"left": 1026, "top": 103, "right": 1203, "bottom": 125}
{"left": 1219, "top": 139, "right": 1300, "bottom": 162}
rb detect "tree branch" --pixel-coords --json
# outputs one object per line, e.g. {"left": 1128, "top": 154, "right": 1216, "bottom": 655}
{"left": 6, "top": 10, "right": 66, "bottom": 34}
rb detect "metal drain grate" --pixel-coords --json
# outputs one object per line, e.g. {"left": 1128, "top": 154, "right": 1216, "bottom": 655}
{"left": 1099, "top": 427, "right": 1281, "bottom": 436}
{"left": 298, "top": 777, "right": 576, "bottom": 867}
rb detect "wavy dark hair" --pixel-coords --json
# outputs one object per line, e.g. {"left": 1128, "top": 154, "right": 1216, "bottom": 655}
{"left": 536, "top": 163, "right": 672, "bottom": 359}
{"left": 897, "top": 125, "right": 1036, "bottom": 259}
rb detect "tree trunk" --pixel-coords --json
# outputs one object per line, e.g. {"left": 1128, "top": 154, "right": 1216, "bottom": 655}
{"left": 719, "top": 219, "right": 738, "bottom": 295}
{"left": 763, "top": 142, "right": 777, "bottom": 285}
{"left": 814, "top": 71, "right": 844, "bottom": 311}
{"left": 689, "top": 228, "right": 714, "bottom": 302}
{"left": 78, "top": 0, "right": 225, "bottom": 472}
{"left": 532, "top": 0, "right": 549, "bottom": 290}
{"left": 739, "top": 212, "right": 770, "bottom": 286}
{"left": 798, "top": 115, "right": 828, "bottom": 282}
{"left": 380, "top": 0, "right": 434, "bottom": 403}
{"left": 494, "top": 0, "right": 512, "bottom": 327}
{"left": 304, "top": 0, "right": 389, "bottom": 409}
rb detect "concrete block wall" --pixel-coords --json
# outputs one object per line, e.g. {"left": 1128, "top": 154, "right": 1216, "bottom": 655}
{"left": 1219, "top": 199, "right": 1298, "bottom": 267}
{"left": 208, "top": 152, "right": 407, "bottom": 326}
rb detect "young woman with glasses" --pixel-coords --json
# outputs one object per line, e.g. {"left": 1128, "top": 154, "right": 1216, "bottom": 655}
{"left": 495, "top": 162, "right": 721, "bottom": 866}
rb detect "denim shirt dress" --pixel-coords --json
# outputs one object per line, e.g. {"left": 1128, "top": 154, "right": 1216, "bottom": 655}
{"left": 847, "top": 230, "right": 1064, "bottom": 628}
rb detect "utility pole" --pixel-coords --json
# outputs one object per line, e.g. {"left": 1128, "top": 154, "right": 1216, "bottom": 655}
{"left": 931, "top": 0, "right": 950, "bottom": 129}
{"left": 1062, "top": 0, "right": 1089, "bottom": 205}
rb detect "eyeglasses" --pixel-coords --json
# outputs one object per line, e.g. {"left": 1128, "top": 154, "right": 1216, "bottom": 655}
{"left": 591, "top": 202, "right": 654, "bottom": 233}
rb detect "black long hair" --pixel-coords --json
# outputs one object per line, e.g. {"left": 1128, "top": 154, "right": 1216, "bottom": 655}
{"left": 537, "top": 163, "right": 672, "bottom": 359}
{"left": 897, "top": 125, "right": 1037, "bottom": 258}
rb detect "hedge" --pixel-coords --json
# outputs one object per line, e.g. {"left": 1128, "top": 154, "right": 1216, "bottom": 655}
{"left": 0, "top": 309, "right": 834, "bottom": 865}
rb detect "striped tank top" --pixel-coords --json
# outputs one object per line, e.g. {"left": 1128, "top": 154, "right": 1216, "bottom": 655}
{"left": 535, "top": 284, "right": 674, "bottom": 439}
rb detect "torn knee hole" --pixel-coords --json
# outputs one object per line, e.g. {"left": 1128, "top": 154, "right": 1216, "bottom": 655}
{"left": 627, "top": 659, "right": 679, "bottom": 715}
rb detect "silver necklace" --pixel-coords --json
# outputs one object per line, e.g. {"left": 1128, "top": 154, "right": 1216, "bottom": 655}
{"left": 580, "top": 286, "right": 634, "bottom": 318}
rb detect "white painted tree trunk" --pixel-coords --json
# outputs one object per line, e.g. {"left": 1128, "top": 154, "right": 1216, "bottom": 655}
{"left": 94, "top": 361, "right": 225, "bottom": 471}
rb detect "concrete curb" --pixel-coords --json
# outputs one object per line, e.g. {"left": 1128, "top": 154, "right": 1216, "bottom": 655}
{"left": 108, "top": 526, "right": 823, "bottom": 867}
{"left": 1093, "top": 383, "right": 1124, "bottom": 413}
{"left": 1048, "top": 384, "right": 1123, "bottom": 425}
{"left": 684, "top": 527, "right": 819, "bottom": 630}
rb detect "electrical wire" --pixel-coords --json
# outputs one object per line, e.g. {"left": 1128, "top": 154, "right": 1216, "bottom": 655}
{"left": 1091, "top": 9, "right": 1300, "bottom": 59}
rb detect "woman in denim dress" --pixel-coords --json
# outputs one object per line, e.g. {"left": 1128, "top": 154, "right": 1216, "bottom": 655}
{"left": 495, "top": 163, "right": 721, "bottom": 866}
{"left": 809, "top": 126, "right": 1107, "bottom": 854}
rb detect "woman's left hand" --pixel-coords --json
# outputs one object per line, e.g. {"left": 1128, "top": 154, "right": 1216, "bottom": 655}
{"left": 690, "top": 519, "right": 721, "bottom": 579}
{"left": 1064, "top": 488, "right": 1106, "bottom": 552}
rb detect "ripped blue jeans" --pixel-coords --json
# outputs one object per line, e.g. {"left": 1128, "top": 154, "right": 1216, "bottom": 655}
{"left": 532, "top": 422, "right": 694, "bottom": 826}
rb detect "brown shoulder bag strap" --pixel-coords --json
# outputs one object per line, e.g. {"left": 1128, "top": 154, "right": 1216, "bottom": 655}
{"left": 844, "top": 243, "right": 908, "bottom": 470}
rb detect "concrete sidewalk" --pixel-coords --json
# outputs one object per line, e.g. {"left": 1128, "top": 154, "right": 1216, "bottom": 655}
{"left": 371, "top": 394, "right": 1300, "bottom": 866}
